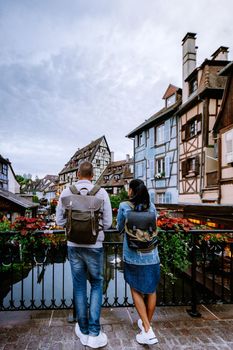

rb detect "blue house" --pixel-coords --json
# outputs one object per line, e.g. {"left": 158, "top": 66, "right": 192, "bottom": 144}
{"left": 127, "top": 85, "right": 181, "bottom": 204}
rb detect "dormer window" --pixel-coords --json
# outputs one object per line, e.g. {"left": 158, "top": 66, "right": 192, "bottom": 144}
{"left": 114, "top": 174, "right": 120, "bottom": 181}
{"left": 166, "top": 93, "right": 176, "bottom": 107}
{"left": 104, "top": 175, "right": 109, "bottom": 183}
{"left": 189, "top": 77, "right": 198, "bottom": 95}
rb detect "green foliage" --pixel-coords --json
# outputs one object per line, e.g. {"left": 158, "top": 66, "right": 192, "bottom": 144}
{"left": 32, "top": 195, "right": 39, "bottom": 203}
{"left": 0, "top": 220, "right": 11, "bottom": 232}
{"left": 109, "top": 189, "right": 128, "bottom": 209}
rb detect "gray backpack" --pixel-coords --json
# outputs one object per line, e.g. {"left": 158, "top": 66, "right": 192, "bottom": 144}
{"left": 61, "top": 185, "right": 103, "bottom": 244}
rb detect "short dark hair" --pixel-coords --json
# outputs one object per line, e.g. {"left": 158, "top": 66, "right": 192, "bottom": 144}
{"left": 129, "top": 179, "right": 150, "bottom": 209}
{"left": 78, "top": 161, "right": 94, "bottom": 178}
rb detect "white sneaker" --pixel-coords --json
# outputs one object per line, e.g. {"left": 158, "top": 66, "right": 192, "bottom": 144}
{"left": 137, "top": 318, "right": 144, "bottom": 331}
{"left": 136, "top": 327, "right": 158, "bottom": 345}
{"left": 75, "top": 323, "right": 88, "bottom": 346}
{"left": 86, "top": 331, "right": 108, "bottom": 348}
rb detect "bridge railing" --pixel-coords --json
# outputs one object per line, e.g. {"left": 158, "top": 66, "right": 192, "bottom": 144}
{"left": 0, "top": 229, "right": 233, "bottom": 317}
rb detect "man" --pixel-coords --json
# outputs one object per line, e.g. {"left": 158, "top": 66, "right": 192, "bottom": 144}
{"left": 56, "top": 161, "right": 112, "bottom": 348}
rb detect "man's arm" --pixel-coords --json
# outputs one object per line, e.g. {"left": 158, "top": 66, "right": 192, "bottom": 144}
{"left": 55, "top": 194, "right": 67, "bottom": 227}
{"left": 102, "top": 189, "right": 112, "bottom": 230}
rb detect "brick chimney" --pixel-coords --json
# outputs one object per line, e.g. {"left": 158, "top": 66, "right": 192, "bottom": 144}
{"left": 182, "top": 32, "right": 197, "bottom": 102}
{"left": 211, "top": 46, "right": 229, "bottom": 61}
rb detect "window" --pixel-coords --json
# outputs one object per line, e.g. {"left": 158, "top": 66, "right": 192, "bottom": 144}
{"left": 136, "top": 163, "right": 143, "bottom": 177}
{"left": 104, "top": 175, "right": 109, "bottom": 183}
{"left": 114, "top": 174, "right": 120, "bottom": 181}
{"left": 145, "top": 129, "right": 150, "bottom": 146}
{"left": 225, "top": 129, "right": 233, "bottom": 163}
{"left": 156, "top": 192, "right": 165, "bottom": 204}
{"left": 2, "top": 164, "right": 7, "bottom": 175}
{"left": 189, "top": 78, "right": 198, "bottom": 95}
{"left": 155, "top": 124, "right": 165, "bottom": 145}
{"left": 0, "top": 163, "right": 7, "bottom": 175}
{"left": 181, "top": 115, "right": 202, "bottom": 141}
{"left": 138, "top": 133, "right": 143, "bottom": 147}
{"left": 135, "top": 133, "right": 143, "bottom": 147}
{"left": 181, "top": 156, "right": 200, "bottom": 177}
{"left": 155, "top": 158, "right": 165, "bottom": 178}
{"left": 166, "top": 94, "right": 176, "bottom": 107}
{"left": 96, "top": 159, "right": 100, "bottom": 167}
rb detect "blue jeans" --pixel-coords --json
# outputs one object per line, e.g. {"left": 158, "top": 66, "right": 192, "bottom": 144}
{"left": 68, "top": 246, "right": 104, "bottom": 336}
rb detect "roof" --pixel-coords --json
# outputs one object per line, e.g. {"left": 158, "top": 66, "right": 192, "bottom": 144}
{"left": 97, "top": 159, "right": 133, "bottom": 188}
{"left": 0, "top": 189, "right": 39, "bottom": 208}
{"left": 184, "top": 59, "right": 229, "bottom": 82}
{"left": 214, "top": 61, "right": 233, "bottom": 131}
{"left": 0, "top": 155, "right": 10, "bottom": 165}
{"left": 59, "top": 136, "right": 110, "bottom": 175}
{"left": 162, "top": 84, "right": 181, "bottom": 99}
{"left": 126, "top": 98, "right": 181, "bottom": 138}
{"left": 218, "top": 61, "right": 233, "bottom": 76}
{"left": 0, "top": 155, "right": 20, "bottom": 186}
{"left": 35, "top": 175, "right": 58, "bottom": 192}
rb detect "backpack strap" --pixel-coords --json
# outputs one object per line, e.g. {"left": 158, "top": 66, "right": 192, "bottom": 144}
{"left": 69, "top": 185, "right": 80, "bottom": 195}
{"left": 89, "top": 184, "right": 101, "bottom": 196}
{"left": 125, "top": 201, "right": 135, "bottom": 210}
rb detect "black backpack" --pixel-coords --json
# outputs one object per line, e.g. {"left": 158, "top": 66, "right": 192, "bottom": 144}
{"left": 124, "top": 201, "right": 158, "bottom": 252}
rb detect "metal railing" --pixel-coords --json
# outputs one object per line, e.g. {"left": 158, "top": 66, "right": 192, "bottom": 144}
{"left": 0, "top": 229, "right": 233, "bottom": 317}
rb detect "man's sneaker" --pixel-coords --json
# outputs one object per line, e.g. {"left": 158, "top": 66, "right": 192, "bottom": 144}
{"left": 75, "top": 323, "right": 88, "bottom": 346}
{"left": 86, "top": 331, "right": 108, "bottom": 348}
{"left": 136, "top": 327, "right": 158, "bottom": 345}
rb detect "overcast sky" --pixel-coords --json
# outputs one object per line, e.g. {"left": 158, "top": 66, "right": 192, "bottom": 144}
{"left": 0, "top": 0, "right": 232, "bottom": 178}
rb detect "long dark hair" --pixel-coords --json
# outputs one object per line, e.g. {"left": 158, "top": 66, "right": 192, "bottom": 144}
{"left": 129, "top": 179, "right": 150, "bottom": 210}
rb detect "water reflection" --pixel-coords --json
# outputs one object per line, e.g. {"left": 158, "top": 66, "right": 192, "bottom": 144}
{"left": 1, "top": 232, "right": 133, "bottom": 309}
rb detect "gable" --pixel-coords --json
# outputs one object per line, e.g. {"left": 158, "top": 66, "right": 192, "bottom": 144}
{"left": 214, "top": 71, "right": 233, "bottom": 131}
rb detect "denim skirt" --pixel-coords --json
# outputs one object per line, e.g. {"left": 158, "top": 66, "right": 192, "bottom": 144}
{"left": 124, "top": 262, "right": 160, "bottom": 294}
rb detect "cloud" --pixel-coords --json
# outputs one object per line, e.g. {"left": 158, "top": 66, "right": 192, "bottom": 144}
{"left": 0, "top": 0, "right": 233, "bottom": 177}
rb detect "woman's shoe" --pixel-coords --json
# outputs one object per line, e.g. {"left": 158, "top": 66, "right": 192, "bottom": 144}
{"left": 136, "top": 327, "right": 158, "bottom": 345}
{"left": 137, "top": 318, "right": 143, "bottom": 331}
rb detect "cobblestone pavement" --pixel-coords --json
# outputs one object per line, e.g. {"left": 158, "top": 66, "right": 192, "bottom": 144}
{"left": 0, "top": 305, "right": 233, "bottom": 349}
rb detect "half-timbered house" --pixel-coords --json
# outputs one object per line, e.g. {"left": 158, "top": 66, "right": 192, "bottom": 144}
{"left": 0, "top": 155, "right": 20, "bottom": 194}
{"left": 178, "top": 33, "right": 229, "bottom": 203}
{"left": 127, "top": 85, "right": 181, "bottom": 204}
{"left": 58, "top": 136, "right": 111, "bottom": 191}
{"left": 213, "top": 61, "right": 233, "bottom": 203}
{"left": 97, "top": 155, "right": 133, "bottom": 194}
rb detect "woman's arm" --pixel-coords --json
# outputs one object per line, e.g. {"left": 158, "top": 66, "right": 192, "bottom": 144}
{"left": 116, "top": 203, "right": 125, "bottom": 233}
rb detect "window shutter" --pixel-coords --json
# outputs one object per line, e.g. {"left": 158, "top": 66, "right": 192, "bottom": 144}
{"left": 181, "top": 124, "right": 186, "bottom": 141}
{"left": 181, "top": 160, "right": 188, "bottom": 177}
{"left": 150, "top": 192, "right": 155, "bottom": 204}
{"left": 194, "top": 155, "right": 200, "bottom": 175}
{"left": 197, "top": 114, "right": 202, "bottom": 133}
{"left": 165, "top": 156, "right": 171, "bottom": 178}
{"left": 164, "top": 119, "right": 171, "bottom": 142}
{"left": 165, "top": 192, "right": 172, "bottom": 204}
{"left": 150, "top": 159, "right": 154, "bottom": 178}
{"left": 150, "top": 128, "right": 155, "bottom": 147}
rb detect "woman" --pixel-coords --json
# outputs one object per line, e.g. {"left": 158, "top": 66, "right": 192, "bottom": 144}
{"left": 117, "top": 179, "right": 160, "bottom": 345}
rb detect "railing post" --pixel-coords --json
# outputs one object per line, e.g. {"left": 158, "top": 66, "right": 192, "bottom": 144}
{"left": 187, "top": 233, "right": 201, "bottom": 317}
